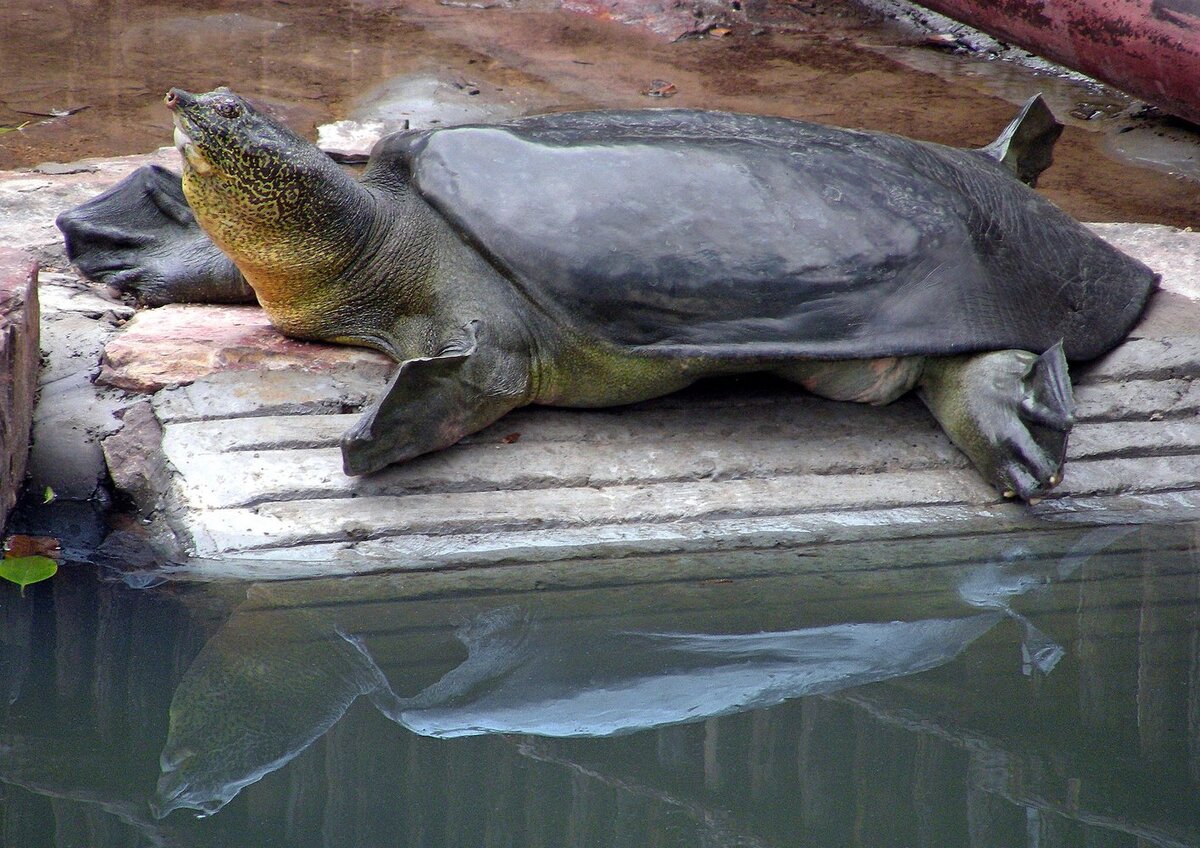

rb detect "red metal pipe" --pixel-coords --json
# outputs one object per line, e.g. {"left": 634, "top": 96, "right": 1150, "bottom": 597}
{"left": 915, "top": 0, "right": 1200, "bottom": 125}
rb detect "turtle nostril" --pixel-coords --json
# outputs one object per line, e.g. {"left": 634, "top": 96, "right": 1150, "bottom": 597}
{"left": 164, "top": 90, "right": 179, "bottom": 109}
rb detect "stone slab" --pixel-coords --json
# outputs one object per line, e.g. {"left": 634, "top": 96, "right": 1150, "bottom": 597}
{"left": 0, "top": 249, "right": 39, "bottom": 533}
{"left": 155, "top": 413, "right": 1200, "bottom": 514}
{"left": 1073, "top": 378, "right": 1200, "bottom": 420}
{"left": 159, "top": 397, "right": 967, "bottom": 510}
{"left": 151, "top": 368, "right": 390, "bottom": 424}
{"left": 560, "top": 0, "right": 734, "bottom": 41}
{"left": 26, "top": 274, "right": 135, "bottom": 501}
{"left": 0, "top": 153, "right": 178, "bottom": 505}
{"left": 177, "top": 467, "right": 995, "bottom": 555}
{"left": 1088, "top": 223, "right": 1200, "bottom": 301}
{"left": 175, "top": 492, "right": 1200, "bottom": 581}
{"left": 164, "top": 432, "right": 1200, "bottom": 561}
{"left": 1078, "top": 336, "right": 1200, "bottom": 383}
{"left": 98, "top": 304, "right": 393, "bottom": 392}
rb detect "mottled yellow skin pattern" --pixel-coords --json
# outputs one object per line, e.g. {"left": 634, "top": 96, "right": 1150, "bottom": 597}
{"left": 182, "top": 170, "right": 349, "bottom": 325}
{"left": 185, "top": 183, "right": 387, "bottom": 352}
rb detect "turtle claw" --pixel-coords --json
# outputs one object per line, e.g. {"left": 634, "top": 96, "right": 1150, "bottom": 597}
{"left": 920, "top": 345, "right": 1075, "bottom": 501}
{"left": 56, "top": 165, "right": 256, "bottom": 305}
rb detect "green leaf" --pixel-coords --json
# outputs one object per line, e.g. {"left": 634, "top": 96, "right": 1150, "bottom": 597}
{"left": 0, "top": 555, "right": 58, "bottom": 595}
{"left": 42, "top": 486, "right": 55, "bottom": 504}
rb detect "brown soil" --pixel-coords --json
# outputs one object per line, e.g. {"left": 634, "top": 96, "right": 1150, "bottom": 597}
{"left": 1, "top": 0, "right": 1196, "bottom": 226}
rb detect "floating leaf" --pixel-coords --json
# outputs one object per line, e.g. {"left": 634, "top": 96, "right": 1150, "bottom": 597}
{"left": 0, "top": 555, "right": 57, "bottom": 595}
{"left": 42, "top": 486, "right": 55, "bottom": 504}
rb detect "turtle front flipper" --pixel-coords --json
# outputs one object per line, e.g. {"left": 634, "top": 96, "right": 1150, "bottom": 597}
{"left": 918, "top": 344, "right": 1075, "bottom": 500}
{"left": 341, "top": 321, "right": 533, "bottom": 476}
{"left": 56, "top": 165, "right": 256, "bottom": 305}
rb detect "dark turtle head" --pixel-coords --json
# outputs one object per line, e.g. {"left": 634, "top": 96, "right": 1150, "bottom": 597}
{"left": 165, "top": 87, "right": 373, "bottom": 331}
{"left": 166, "top": 86, "right": 324, "bottom": 197}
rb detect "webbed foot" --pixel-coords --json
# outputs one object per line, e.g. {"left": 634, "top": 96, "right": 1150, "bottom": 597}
{"left": 57, "top": 165, "right": 256, "bottom": 305}
{"left": 919, "top": 344, "right": 1075, "bottom": 501}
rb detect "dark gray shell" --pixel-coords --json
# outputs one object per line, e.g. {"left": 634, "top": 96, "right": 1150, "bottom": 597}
{"left": 367, "top": 110, "right": 1156, "bottom": 362}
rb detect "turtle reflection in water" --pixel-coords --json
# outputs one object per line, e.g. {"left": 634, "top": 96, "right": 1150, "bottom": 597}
{"left": 58, "top": 88, "right": 1157, "bottom": 499}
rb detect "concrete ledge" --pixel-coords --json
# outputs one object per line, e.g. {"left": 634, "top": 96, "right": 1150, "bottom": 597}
{"left": 0, "top": 249, "right": 39, "bottom": 532}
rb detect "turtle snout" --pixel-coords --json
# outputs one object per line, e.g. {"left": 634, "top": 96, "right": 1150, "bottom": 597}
{"left": 164, "top": 89, "right": 197, "bottom": 111}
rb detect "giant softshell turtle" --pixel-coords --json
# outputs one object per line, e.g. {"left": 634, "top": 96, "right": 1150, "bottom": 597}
{"left": 58, "top": 88, "right": 1158, "bottom": 499}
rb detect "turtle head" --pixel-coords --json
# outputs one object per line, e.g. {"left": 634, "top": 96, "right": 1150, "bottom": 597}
{"left": 164, "top": 87, "right": 374, "bottom": 328}
{"left": 166, "top": 87, "right": 319, "bottom": 191}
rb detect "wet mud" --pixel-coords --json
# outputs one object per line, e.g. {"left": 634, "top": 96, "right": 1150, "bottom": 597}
{"left": 0, "top": 0, "right": 1196, "bottom": 227}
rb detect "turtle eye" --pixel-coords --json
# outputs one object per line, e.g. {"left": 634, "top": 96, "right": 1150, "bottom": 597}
{"left": 215, "top": 101, "right": 242, "bottom": 120}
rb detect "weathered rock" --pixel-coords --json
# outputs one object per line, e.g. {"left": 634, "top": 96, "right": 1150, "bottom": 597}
{"left": 1088, "top": 223, "right": 1200, "bottom": 299}
{"left": 561, "top": 0, "right": 736, "bottom": 41}
{"left": 26, "top": 274, "right": 134, "bottom": 501}
{"left": 100, "top": 401, "right": 171, "bottom": 516}
{"left": 0, "top": 249, "right": 39, "bottom": 533}
{"left": 98, "top": 304, "right": 393, "bottom": 392}
{"left": 316, "top": 72, "right": 557, "bottom": 158}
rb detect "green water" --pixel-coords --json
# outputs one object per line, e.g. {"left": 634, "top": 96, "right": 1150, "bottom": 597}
{"left": 3, "top": 522, "right": 1200, "bottom": 847}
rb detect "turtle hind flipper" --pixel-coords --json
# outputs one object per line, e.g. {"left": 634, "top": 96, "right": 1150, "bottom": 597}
{"left": 919, "top": 345, "right": 1075, "bottom": 501}
{"left": 57, "top": 165, "right": 256, "bottom": 306}
{"left": 980, "top": 94, "right": 1064, "bottom": 187}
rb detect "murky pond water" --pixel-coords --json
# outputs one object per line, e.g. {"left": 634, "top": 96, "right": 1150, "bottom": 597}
{"left": 4, "top": 522, "right": 1200, "bottom": 846}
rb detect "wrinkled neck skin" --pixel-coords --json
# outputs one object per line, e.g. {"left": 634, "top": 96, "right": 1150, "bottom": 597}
{"left": 182, "top": 152, "right": 441, "bottom": 358}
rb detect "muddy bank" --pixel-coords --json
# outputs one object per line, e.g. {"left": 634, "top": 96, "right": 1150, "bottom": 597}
{"left": 0, "top": 0, "right": 1197, "bottom": 229}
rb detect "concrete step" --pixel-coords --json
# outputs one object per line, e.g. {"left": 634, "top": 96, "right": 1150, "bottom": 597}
{"left": 157, "top": 415, "right": 1200, "bottom": 513}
